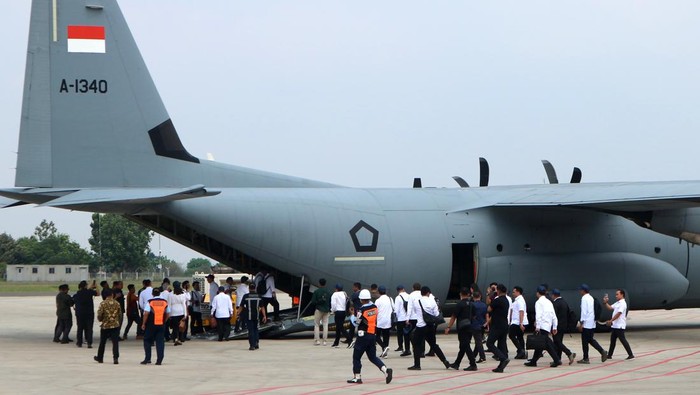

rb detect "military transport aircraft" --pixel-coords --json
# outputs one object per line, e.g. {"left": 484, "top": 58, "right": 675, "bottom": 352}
{"left": 3, "top": 0, "right": 700, "bottom": 318}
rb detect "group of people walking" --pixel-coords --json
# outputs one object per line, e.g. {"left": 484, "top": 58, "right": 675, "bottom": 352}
{"left": 306, "top": 279, "right": 635, "bottom": 384}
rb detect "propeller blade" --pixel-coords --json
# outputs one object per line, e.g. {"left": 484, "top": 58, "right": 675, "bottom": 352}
{"left": 413, "top": 178, "right": 422, "bottom": 188}
{"left": 541, "top": 160, "right": 559, "bottom": 184}
{"left": 452, "top": 176, "right": 469, "bottom": 188}
{"left": 479, "top": 157, "right": 489, "bottom": 187}
{"left": 570, "top": 167, "right": 582, "bottom": 183}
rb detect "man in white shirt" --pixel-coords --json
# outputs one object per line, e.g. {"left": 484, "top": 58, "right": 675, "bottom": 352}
{"left": 211, "top": 286, "right": 233, "bottom": 341}
{"left": 234, "top": 276, "right": 250, "bottom": 333}
{"left": 394, "top": 285, "right": 411, "bottom": 356}
{"left": 604, "top": 289, "right": 634, "bottom": 360}
{"left": 330, "top": 284, "right": 351, "bottom": 347}
{"left": 509, "top": 286, "right": 528, "bottom": 359}
{"left": 138, "top": 279, "right": 154, "bottom": 312}
{"left": 524, "top": 286, "right": 562, "bottom": 367}
{"left": 260, "top": 270, "right": 280, "bottom": 321}
{"left": 577, "top": 284, "right": 607, "bottom": 364}
{"left": 405, "top": 283, "right": 422, "bottom": 356}
{"left": 206, "top": 274, "right": 218, "bottom": 302}
{"left": 374, "top": 286, "right": 393, "bottom": 358}
{"left": 407, "top": 286, "right": 450, "bottom": 370}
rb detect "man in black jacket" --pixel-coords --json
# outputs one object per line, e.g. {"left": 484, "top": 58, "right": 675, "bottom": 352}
{"left": 552, "top": 289, "right": 576, "bottom": 365}
{"left": 486, "top": 283, "right": 510, "bottom": 373}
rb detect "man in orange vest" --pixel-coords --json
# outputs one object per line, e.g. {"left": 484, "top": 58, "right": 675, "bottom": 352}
{"left": 347, "top": 289, "right": 393, "bottom": 385}
{"left": 140, "top": 288, "right": 170, "bottom": 365}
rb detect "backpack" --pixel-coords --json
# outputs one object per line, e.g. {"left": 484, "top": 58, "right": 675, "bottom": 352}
{"left": 457, "top": 300, "right": 474, "bottom": 330}
{"left": 593, "top": 295, "right": 602, "bottom": 321}
{"left": 255, "top": 274, "right": 269, "bottom": 296}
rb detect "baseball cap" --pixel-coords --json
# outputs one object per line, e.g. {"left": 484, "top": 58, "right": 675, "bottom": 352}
{"left": 578, "top": 284, "right": 590, "bottom": 292}
{"left": 551, "top": 288, "right": 561, "bottom": 296}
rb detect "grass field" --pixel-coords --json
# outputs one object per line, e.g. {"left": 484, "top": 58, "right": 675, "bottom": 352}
{"left": 0, "top": 281, "right": 66, "bottom": 294}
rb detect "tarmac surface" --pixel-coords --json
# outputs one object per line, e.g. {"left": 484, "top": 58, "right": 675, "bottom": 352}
{"left": 1, "top": 296, "right": 699, "bottom": 394}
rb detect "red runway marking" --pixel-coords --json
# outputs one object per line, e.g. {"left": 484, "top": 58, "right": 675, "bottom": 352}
{"left": 525, "top": 350, "right": 700, "bottom": 393}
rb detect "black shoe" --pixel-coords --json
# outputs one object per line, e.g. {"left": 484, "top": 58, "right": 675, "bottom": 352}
{"left": 577, "top": 359, "right": 590, "bottom": 364}
{"left": 347, "top": 378, "right": 363, "bottom": 384}
{"left": 93, "top": 356, "right": 103, "bottom": 363}
{"left": 601, "top": 353, "right": 608, "bottom": 363}
{"left": 449, "top": 363, "right": 459, "bottom": 370}
{"left": 394, "top": 347, "right": 403, "bottom": 352}
{"left": 113, "top": 359, "right": 119, "bottom": 365}
{"left": 443, "top": 360, "right": 451, "bottom": 369}
{"left": 400, "top": 351, "right": 412, "bottom": 357}
{"left": 550, "top": 361, "right": 562, "bottom": 367}
{"left": 140, "top": 360, "right": 151, "bottom": 365}
{"left": 524, "top": 361, "right": 537, "bottom": 367}
{"left": 249, "top": 346, "right": 255, "bottom": 350}
{"left": 626, "top": 355, "right": 635, "bottom": 360}
{"left": 155, "top": 361, "right": 162, "bottom": 365}
{"left": 607, "top": 353, "right": 613, "bottom": 359}
{"left": 385, "top": 368, "right": 393, "bottom": 384}
{"left": 255, "top": 345, "right": 259, "bottom": 349}
{"left": 515, "top": 352, "right": 528, "bottom": 360}
{"left": 477, "top": 358, "right": 486, "bottom": 363}
{"left": 464, "top": 365, "right": 477, "bottom": 371}
{"left": 53, "top": 339, "right": 60, "bottom": 343}
{"left": 87, "top": 344, "right": 93, "bottom": 349}
{"left": 492, "top": 354, "right": 500, "bottom": 360}
{"left": 60, "top": 340, "right": 69, "bottom": 344}
{"left": 425, "top": 351, "right": 436, "bottom": 357}
{"left": 407, "top": 365, "right": 421, "bottom": 370}
{"left": 76, "top": 343, "right": 82, "bottom": 348}
{"left": 67, "top": 338, "right": 74, "bottom": 342}
{"left": 492, "top": 359, "right": 510, "bottom": 373}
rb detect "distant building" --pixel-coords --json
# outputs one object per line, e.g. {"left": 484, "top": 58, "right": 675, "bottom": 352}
{"left": 6, "top": 264, "right": 89, "bottom": 282}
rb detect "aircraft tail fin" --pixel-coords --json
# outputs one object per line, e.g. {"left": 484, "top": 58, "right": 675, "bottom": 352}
{"left": 16, "top": 0, "right": 198, "bottom": 189}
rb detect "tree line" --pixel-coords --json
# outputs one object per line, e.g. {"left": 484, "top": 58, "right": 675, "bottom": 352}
{"left": 0, "top": 215, "right": 214, "bottom": 277}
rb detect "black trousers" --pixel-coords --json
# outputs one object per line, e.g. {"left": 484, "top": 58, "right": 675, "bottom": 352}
{"left": 262, "top": 297, "right": 280, "bottom": 320}
{"left": 216, "top": 317, "right": 231, "bottom": 340}
{"left": 124, "top": 310, "right": 140, "bottom": 337}
{"left": 608, "top": 328, "right": 633, "bottom": 358}
{"left": 143, "top": 325, "right": 165, "bottom": 363}
{"left": 376, "top": 327, "right": 391, "bottom": 349}
{"left": 529, "top": 330, "right": 561, "bottom": 364}
{"left": 453, "top": 327, "right": 477, "bottom": 367}
{"left": 472, "top": 328, "right": 486, "bottom": 360}
{"left": 332, "top": 311, "right": 350, "bottom": 346}
{"left": 76, "top": 314, "right": 94, "bottom": 346}
{"left": 190, "top": 311, "right": 203, "bottom": 334}
{"left": 54, "top": 317, "right": 72, "bottom": 342}
{"left": 553, "top": 330, "right": 572, "bottom": 359}
{"left": 581, "top": 327, "right": 605, "bottom": 359}
{"left": 353, "top": 334, "right": 385, "bottom": 374}
{"left": 395, "top": 322, "right": 411, "bottom": 351}
{"left": 509, "top": 324, "right": 526, "bottom": 355}
{"left": 412, "top": 325, "right": 447, "bottom": 367}
{"left": 486, "top": 327, "right": 509, "bottom": 361}
{"left": 96, "top": 327, "right": 120, "bottom": 361}
{"left": 170, "top": 315, "right": 184, "bottom": 342}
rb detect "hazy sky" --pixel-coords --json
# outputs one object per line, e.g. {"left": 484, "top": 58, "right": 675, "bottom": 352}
{"left": 2, "top": 1, "right": 700, "bottom": 263}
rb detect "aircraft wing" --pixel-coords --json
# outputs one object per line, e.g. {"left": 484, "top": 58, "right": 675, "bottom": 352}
{"left": 457, "top": 181, "right": 700, "bottom": 213}
{"left": 0, "top": 185, "right": 220, "bottom": 210}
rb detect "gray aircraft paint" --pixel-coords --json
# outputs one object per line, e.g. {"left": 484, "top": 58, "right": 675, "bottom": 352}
{"left": 4, "top": 0, "right": 700, "bottom": 314}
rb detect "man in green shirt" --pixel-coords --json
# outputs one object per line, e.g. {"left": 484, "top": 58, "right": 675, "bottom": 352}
{"left": 54, "top": 284, "right": 74, "bottom": 344}
{"left": 311, "top": 278, "right": 332, "bottom": 346}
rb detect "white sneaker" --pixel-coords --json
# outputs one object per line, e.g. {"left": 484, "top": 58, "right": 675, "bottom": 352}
{"left": 323, "top": 341, "right": 327, "bottom": 346}
{"left": 314, "top": 340, "right": 320, "bottom": 346}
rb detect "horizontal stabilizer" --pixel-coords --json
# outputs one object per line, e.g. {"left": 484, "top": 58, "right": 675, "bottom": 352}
{"left": 0, "top": 197, "right": 28, "bottom": 208}
{"left": 39, "top": 185, "right": 220, "bottom": 208}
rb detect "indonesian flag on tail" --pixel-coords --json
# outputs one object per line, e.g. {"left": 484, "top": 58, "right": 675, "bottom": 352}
{"left": 67, "top": 25, "right": 105, "bottom": 53}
